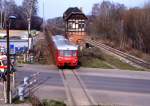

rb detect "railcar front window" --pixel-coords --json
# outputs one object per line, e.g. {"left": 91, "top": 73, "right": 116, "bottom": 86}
{"left": 72, "top": 50, "right": 77, "bottom": 56}
{"left": 64, "top": 50, "right": 72, "bottom": 57}
{"left": 59, "top": 50, "right": 63, "bottom": 56}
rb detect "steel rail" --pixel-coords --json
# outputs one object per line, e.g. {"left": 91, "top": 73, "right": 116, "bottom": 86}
{"left": 86, "top": 38, "right": 150, "bottom": 69}
{"left": 72, "top": 69, "right": 95, "bottom": 105}
{"left": 59, "top": 69, "right": 94, "bottom": 106}
{"left": 59, "top": 69, "right": 76, "bottom": 106}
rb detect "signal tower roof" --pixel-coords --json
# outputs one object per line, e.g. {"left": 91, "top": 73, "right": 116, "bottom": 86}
{"left": 63, "top": 7, "right": 87, "bottom": 21}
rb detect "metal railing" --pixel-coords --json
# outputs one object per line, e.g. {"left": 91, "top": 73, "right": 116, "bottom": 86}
{"left": 12, "top": 72, "right": 40, "bottom": 101}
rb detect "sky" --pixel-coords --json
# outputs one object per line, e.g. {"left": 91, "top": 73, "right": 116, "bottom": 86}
{"left": 15, "top": 0, "right": 149, "bottom": 19}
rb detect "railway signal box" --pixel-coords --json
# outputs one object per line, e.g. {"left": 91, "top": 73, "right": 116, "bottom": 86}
{"left": 63, "top": 7, "right": 88, "bottom": 45}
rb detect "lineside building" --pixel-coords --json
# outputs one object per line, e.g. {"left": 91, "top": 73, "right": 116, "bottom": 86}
{"left": 63, "top": 7, "right": 88, "bottom": 46}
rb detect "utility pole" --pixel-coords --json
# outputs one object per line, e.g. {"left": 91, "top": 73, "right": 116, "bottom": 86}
{"left": 0, "top": 0, "right": 3, "bottom": 29}
{"left": 6, "top": 19, "right": 11, "bottom": 104}
{"left": 43, "top": 0, "right": 45, "bottom": 33}
{"left": 6, "top": 16, "right": 16, "bottom": 104}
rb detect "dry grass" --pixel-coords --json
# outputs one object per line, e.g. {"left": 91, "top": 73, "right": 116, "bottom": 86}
{"left": 80, "top": 47, "right": 143, "bottom": 70}
{"left": 33, "top": 32, "right": 53, "bottom": 65}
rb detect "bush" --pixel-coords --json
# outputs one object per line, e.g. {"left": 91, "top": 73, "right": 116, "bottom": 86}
{"left": 29, "top": 96, "right": 66, "bottom": 106}
{"left": 78, "top": 47, "right": 108, "bottom": 68}
{"left": 42, "top": 99, "right": 66, "bottom": 106}
{"left": 29, "top": 96, "right": 42, "bottom": 106}
{"left": 81, "top": 47, "right": 105, "bottom": 60}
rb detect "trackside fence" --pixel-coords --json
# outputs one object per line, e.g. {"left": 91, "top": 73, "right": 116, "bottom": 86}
{"left": 12, "top": 72, "right": 40, "bottom": 101}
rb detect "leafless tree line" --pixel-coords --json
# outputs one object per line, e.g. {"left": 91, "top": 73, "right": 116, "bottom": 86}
{"left": 89, "top": 1, "right": 150, "bottom": 54}
{"left": 0, "top": 0, "right": 16, "bottom": 28}
{"left": 46, "top": 17, "right": 65, "bottom": 35}
{"left": 0, "top": 0, "right": 42, "bottom": 30}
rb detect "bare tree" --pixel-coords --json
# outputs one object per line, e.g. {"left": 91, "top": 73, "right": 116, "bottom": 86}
{"left": 0, "top": 0, "right": 3, "bottom": 29}
{"left": 22, "top": 0, "right": 38, "bottom": 50}
{"left": 92, "top": 3, "right": 100, "bottom": 16}
{"left": 22, "top": 0, "right": 38, "bottom": 36}
{"left": 1, "top": 0, "right": 16, "bottom": 28}
{"left": 90, "top": 1, "right": 150, "bottom": 53}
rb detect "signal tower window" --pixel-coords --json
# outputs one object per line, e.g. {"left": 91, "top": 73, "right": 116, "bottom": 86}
{"left": 79, "top": 23, "right": 85, "bottom": 29}
{"left": 68, "top": 23, "right": 72, "bottom": 29}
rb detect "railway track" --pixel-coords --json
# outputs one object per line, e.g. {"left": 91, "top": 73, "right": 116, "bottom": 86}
{"left": 86, "top": 38, "right": 150, "bottom": 69}
{"left": 59, "top": 69, "right": 95, "bottom": 106}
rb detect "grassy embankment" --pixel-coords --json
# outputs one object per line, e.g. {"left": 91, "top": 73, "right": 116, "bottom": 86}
{"left": 79, "top": 47, "right": 144, "bottom": 70}
{"left": 13, "top": 96, "right": 66, "bottom": 106}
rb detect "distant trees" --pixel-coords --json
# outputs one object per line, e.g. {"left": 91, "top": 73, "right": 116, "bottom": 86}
{"left": 0, "top": 0, "right": 42, "bottom": 30}
{"left": 0, "top": 0, "right": 17, "bottom": 28}
{"left": 47, "top": 17, "right": 65, "bottom": 35}
{"left": 124, "top": 6, "right": 150, "bottom": 53}
{"left": 89, "top": 0, "right": 150, "bottom": 53}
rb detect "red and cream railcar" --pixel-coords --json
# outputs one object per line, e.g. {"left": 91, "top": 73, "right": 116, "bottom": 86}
{"left": 51, "top": 35, "right": 78, "bottom": 68}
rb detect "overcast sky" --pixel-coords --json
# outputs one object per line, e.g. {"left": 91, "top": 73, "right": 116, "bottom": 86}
{"left": 15, "top": 0, "right": 149, "bottom": 19}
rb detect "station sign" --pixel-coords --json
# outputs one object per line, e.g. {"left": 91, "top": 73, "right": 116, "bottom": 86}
{"left": 1, "top": 46, "right": 28, "bottom": 55}
{"left": 10, "top": 44, "right": 15, "bottom": 54}
{"left": 15, "top": 47, "right": 28, "bottom": 54}
{"left": 0, "top": 39, "right": 28, "bottom": 55}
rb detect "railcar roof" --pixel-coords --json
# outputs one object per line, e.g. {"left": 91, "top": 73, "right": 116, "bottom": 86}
{"left": 52, "top": 35, "right": 78, "bottom": 50}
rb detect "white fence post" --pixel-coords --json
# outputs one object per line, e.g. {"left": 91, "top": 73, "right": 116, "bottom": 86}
{"left": 24, "top": 77, "right": 29, "bottom": 85}
{"left": 9, "top": 90, "right": 12, "bottom": 104}
{"left": 3, "top": 81, "right": 7, "bottom": 103}
{"left": 12, "top": 72, "right": 15, "bottom": 88}
{"left": 15, "top": 72, "right": 40, "bottom": 101}
{"left": 18, "top": 85, "right": 25, "bottom": 101}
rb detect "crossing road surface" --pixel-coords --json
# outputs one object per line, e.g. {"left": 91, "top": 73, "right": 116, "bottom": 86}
{"left": 16, "top": 64, "right": 66, "bottom": 102}
{"left": 78, "top": 68, "right": 150, "bottom": 106}
{"left": 4, "top": 64, "right": 150, "bottom": 106}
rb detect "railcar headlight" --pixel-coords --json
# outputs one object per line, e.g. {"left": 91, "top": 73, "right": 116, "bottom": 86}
{"left": 58, "top": 57, "right": 63, "bottom": 61}
{"left": 73, "top": 59, "right": 78, "bottom": 62}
